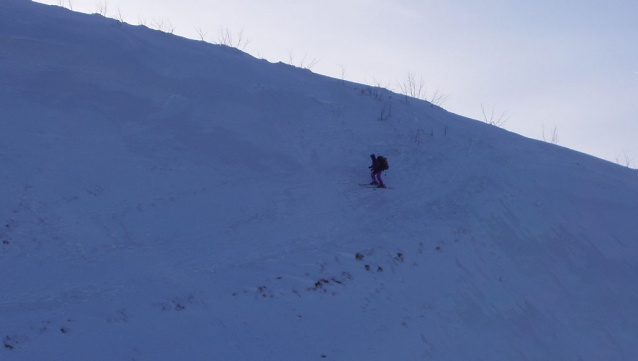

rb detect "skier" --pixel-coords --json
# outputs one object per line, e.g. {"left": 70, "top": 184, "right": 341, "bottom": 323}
{"left": 368, "top": 154, "right": 388, "bottom": 188}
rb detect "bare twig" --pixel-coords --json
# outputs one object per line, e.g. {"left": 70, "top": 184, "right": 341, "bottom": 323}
{"left": 115, "top": 8, "right": 124, "bottom": 23}
{"left": 542, "top": 125, "right": 559, "bottom": 144}
{"left": 195, "top": 27, "right": 207, "bottom": 41}
{"left": 397, "top": 72, "right": 425, "bottom": 102}
{"left": 396, "top": 72, "right": 449, "bottom": 107}
{"left": 615, "top": 150, "right": 635, "bottom": 168}
{"left": 299, "top": 54, "right": 319, "bottom": 70}
{"left": 151, "top": 18, "right": 175, "bottom": 34}
{"left": 339, "top": 65, "right": 346, "bottom": 85}
{"left": 95, "top": 0, "right": 108, "bottom": 16}
{"left": 481, "top": 103, "right": 510, "bottom": 128}
{"left": 379, "top": 102, "right": 392, "bottom": 121}
{"left": 58, "top": 1, "right": 74, "bottom": 10}
{"left": 217, "top": 28, "right": 250, "bottom": 50}
{"left": 287, "top": 51, "right": 319, "bottom": 70}
{"left": 428, "top": 88, "right": 450, "bottom": 107}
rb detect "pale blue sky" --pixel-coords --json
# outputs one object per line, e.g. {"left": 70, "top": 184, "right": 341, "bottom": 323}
{"left": 36, "top": 0, "right": 638, "bottom": 165}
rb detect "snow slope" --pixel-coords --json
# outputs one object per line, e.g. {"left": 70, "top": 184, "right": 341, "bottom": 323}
{"left": 2, "top": 1, "right": 638, "bottom": 360}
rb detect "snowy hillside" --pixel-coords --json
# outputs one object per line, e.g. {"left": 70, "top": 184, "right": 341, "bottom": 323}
{"left": 2, "top": 1, "right": 638, "bottom": 360}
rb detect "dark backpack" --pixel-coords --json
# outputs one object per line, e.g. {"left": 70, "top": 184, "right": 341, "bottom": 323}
{"left": 377, "top": 156, "right": 389, "bottom": 170}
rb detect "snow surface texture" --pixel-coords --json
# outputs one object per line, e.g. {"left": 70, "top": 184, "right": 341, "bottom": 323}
{"left": 2, "top": 1, "right": 638, "bottom": 360}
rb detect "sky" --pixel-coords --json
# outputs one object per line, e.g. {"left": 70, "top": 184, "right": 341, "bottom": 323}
{"left": 34, "top": 0, "right": 638, "bottom": 165}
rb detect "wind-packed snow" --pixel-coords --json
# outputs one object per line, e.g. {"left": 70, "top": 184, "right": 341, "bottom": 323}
{"left": 2, "top": 1, "right": 638, "bottom": 360}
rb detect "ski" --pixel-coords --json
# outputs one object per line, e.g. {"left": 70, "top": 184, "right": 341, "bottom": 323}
{"left": 359, "top": 183, "right": 393, "bottom": 189}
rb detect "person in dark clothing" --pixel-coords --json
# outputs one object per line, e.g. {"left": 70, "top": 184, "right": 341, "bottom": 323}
{"left": 369, "top": 154, "right": 386, "bottom": 188}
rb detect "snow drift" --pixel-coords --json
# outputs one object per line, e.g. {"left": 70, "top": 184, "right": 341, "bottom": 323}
{"left": 1, "top": 1, "right": 638, "bottom": 360}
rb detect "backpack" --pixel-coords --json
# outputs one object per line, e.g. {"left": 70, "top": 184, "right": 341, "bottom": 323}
{"left": 377, "top": 156, "right": 389, "bottom": 170}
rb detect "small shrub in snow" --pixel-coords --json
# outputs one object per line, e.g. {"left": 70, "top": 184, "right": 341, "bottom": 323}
{"left": 542, "top": 125, "right": 559, "bottom": 144}
{"left": 257, "top": 286, "right": 273, "bottom": 298}
{"left": 397, "top": 73, "right": 449, "bottom": 106}
{"left": 2, "top": 336, "right": 23, "bottom": 350}
{"left": 287, "top": 52, "right": 319, "bottom": 70}
{"left": 95, "top": 0, "right": 108, "bottom": 17}
{"left": 414, "top": 128, "right": 426, "bottom": 145}
{"left": 339, "top": 65, "right": 346, "bottom": 86}
{"left": 308, "top": 281, "right": 328, "bottom": 293}
{"left": 615, "top": 150, "right": 635, "bottom": 168}
{"left": 379, "top": 102, "right": 392, "bottom": 121}
{"left": 398, "top": 72, "right": 425, "bottom": 102}
{"left": 114, "top": 8, "right": 124, "bottom": 24}
{"left": 360, "top": 84, "right": 388, "bottom": 101}
{"left": 57, "top": 0, "right": 73, "bottom": 9}
{"left": 174, "top": 302, "right": 185, "bottom": 311}
{"left": 481, "top": 103, "right": 510, "bottom": 128}
{"left": 217, "top": 28, "right": 250, "bottom": 50}
{"left": 151, "top": 19, "right": 175, "bottom": 34}
{"left": 195, "top": 27, "right": 207, "bottom": 41}
{"left": 428, "top": 88, "right": 450, "bottom": 106}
